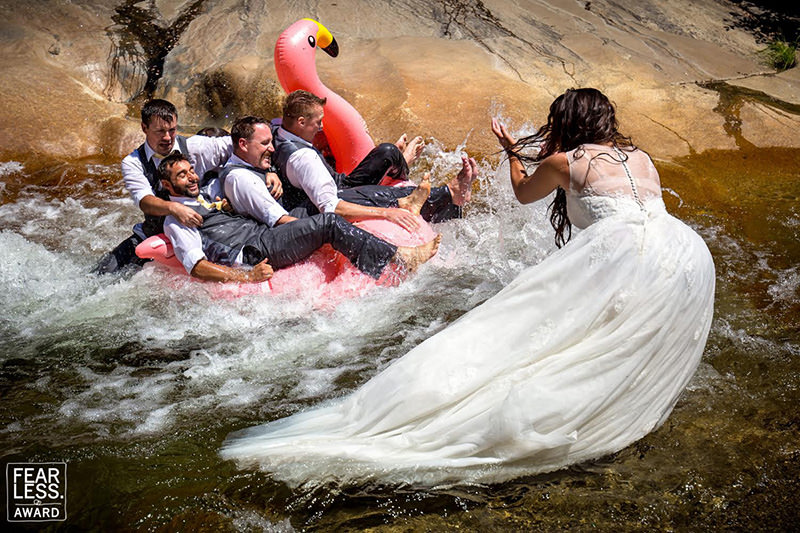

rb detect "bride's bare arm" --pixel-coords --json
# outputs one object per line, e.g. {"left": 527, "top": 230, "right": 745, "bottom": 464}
{"left": 510, "top": 152, "right": 569, "bottom": 204}
{"left": 491, "top": 118, "right": 569, "bottom": 205}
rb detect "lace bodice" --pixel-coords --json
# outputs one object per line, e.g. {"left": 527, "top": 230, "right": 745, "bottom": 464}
{"left": 566, "top": 144, "right": 664, "bottom": 229}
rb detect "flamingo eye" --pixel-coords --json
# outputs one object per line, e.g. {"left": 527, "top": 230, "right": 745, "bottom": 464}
{"left": 308, "top": 35, "right": 316, "bottom": 48}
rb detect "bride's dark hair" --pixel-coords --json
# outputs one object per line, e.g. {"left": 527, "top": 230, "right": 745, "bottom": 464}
{"left": 506, "top": 88, "right": 633, "bottom": 247}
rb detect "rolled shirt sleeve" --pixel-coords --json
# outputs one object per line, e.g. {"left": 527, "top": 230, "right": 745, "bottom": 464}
{"left": 121, "top": 152, "right": 154, "bottom": 208}
{"left": 163, "top": 215, "right": 207, "bottom": 275}
{"left": 224, "top": 168, "right": 288, "bottom": 227}
{"left": 286, "top": 148, "right": 341, "bottom": 213}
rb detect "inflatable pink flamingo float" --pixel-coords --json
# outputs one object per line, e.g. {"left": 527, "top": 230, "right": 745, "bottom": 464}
{"left": 133, "top": 19, "right": 437, "bottom": 299}
{"left": 273, "top": 18, "right": 374, "bottom": 175}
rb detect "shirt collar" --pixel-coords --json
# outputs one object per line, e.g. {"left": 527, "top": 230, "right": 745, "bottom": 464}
{"left": 169, "top": 193, "right": 225, "bottom": 211}
{"left": 226, "top": 153, "right": 250, "bottom": 168}
{"left": 168, "top": 194, "right": 201, "bottom": 207}
{"left": 277, "top": 126, "right": 313, "bottom": 148}
{"left": 225, "top": 153, "right": 269, "bottom": 174}
{"left": 144, "top": 139, "right": 183, "bottom": 163}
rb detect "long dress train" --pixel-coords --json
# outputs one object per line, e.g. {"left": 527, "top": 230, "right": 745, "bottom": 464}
{"left": 220, "top": 145, "right": 716, "bottom": 487}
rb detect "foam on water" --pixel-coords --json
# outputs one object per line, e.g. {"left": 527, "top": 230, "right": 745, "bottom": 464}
{"left": 0, "top": 161, "right": 24, "bottom": 176}
{"left": 768, "top": 266, "right": 800, "bottom": 305}
{"left": 0, "top": 161, "right": 24, "bottom": 200}
{"left": 230, "top": 512, "right": 295, "bottom": 533}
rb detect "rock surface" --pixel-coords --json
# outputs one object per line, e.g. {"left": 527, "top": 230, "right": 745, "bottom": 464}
{"left": 0, "top": 0, "right": 798, "bottom": 162}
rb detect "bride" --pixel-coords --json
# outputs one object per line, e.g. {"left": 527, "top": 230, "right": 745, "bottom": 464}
{"left": 220, "top": 88, "right": 715, "bottom": 487}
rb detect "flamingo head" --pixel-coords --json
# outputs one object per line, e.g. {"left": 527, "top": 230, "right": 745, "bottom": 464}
{"left": 300, "top": 18, "right": 339, "bottom": 57}
{"left": 274, "top": 19, "right": 340, "bottom": 101}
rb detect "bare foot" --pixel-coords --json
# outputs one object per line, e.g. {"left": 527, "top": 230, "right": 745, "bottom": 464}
{"left": 447, "top": 156, "right": 478, "bottom": 206}
{"left": 394, "top": 234, "right": 442, "bottom": 273}
{"left": 395, "top": 133, "right": 408, "bottom": 151}
{"left": 403, "top": 136, "right": 424, "bottom": 166}
{"left": 397, "top": 173, "right": 431, "bottom": 216}
{"left": 395, "top": 134, "right": 425, "bottom": 166}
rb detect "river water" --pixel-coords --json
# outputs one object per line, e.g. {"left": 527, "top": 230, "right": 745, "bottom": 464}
{"left": 0, "top": 127, "right": 798, "bottom": 529}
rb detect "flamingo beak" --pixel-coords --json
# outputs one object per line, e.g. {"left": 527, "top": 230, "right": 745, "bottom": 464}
{"left": 314, "top": 20, "right": 339, "bottom": 57}
{"left": 321, "top": 36, "right": 339, "bottom": 57}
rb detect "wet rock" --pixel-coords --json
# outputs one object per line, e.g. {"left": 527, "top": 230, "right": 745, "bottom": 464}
{"left": 1, "top": 0, "right": 799, "bottom": 163}
{"left": 730, "top": 67, "right": 800, "bottom": 106}
{"left": 0, "top": 1, "right": 130, "bottom": 161}
{"left": 106, "top": 0, "right": 207, "bottom": 105}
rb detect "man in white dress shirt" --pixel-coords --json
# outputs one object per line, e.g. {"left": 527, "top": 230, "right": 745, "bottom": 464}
{"left": 272, "top": 90, "right": 477, "bottom": 228}
{"left": 94, "top": 99, "right": 282, "bottom": 273}
{"left": 214, "top": 116, "right": 292, "bottom": 227}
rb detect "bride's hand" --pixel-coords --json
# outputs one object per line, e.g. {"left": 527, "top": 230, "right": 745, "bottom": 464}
{"left": 491, "top": 118, "right": 516, "bottom": 150}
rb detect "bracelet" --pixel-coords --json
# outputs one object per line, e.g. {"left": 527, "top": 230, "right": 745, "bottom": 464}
{"left": 505, "top": 148, "right": 521, "bottom": 160}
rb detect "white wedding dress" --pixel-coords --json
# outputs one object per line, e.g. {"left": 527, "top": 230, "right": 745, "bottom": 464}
{"left": 220, "top": 144, "right": 716, "bottom": 487}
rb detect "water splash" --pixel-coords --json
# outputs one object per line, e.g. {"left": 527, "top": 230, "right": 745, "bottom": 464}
{"left": 0, "top": 145, "right": 552, "bottom": 444}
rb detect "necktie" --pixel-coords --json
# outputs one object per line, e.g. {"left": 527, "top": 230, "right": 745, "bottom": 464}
{"left": 196, "top": 194, "right": 226, "bottom": 211}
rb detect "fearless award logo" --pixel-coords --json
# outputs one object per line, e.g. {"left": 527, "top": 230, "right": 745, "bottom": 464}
{"left": 6, "top": 463, "right": 67, "bottom": 522}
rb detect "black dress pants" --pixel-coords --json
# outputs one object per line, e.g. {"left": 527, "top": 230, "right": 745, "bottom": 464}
{"left": 338, "top": 185, "right": 461, "bottom": 223}
{"left": 242, "top": 213, "right": 398, "bottom": 279}
{"left": 94, "top": 233, "right": 149, "bottom": 274}
{"left": 342, "top": 143, "right": 409, "bottom": 187}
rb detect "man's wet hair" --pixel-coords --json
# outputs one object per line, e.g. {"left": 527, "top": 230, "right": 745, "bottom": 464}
{"left": 282, "top": 90, "right": 326, "bottom": 122}
{"left": 231, "top": 116, "right": 269, "bottom": 145}
{"left": 142, "top": 99, "right": 178, "bottom": 126}
{"left": 196, "top": 126, "right": 229, "bottom": 137}
{"left": 157, "top": 151, "right": 190, "bottom": 183}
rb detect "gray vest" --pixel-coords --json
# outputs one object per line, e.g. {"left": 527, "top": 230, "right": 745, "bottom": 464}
{"left": 216, "top": 163, "right": 267, "bottom": 191}
{"left": 189, "top": 201, "right": 269, "bottom": 267}
{"left": 200, "top": 163, "right": 275, "bottom": 208}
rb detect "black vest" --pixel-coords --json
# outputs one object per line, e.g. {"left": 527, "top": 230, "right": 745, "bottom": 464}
{"left": 270, "top": 125, "right": 346, "bottom": 212}
{"left": 188, "top": 201, "right": 269, "bottom": 267}
{"left": 138, "top": 135, "right": 190, "bottom": 237}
